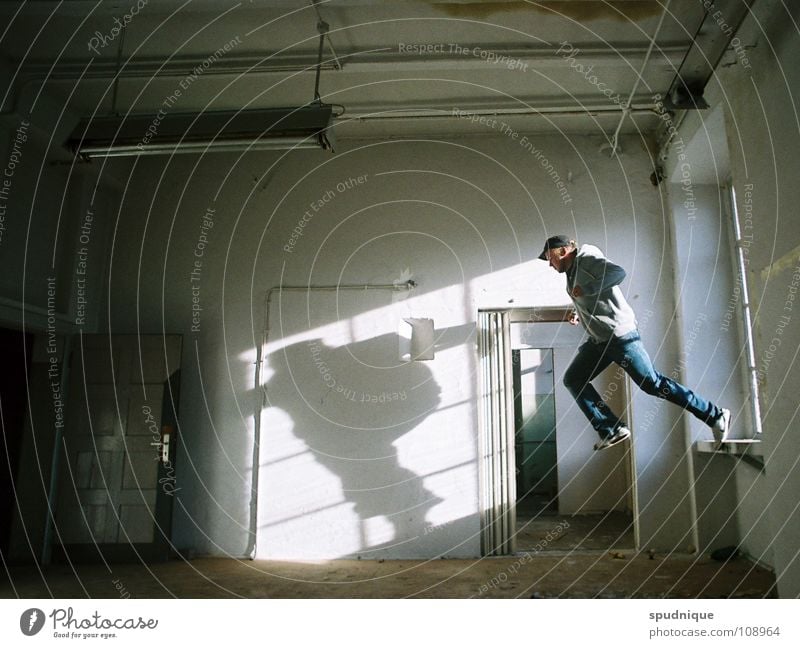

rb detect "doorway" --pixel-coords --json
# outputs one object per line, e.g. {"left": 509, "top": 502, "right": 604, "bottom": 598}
{"left": 512, "top": 348, "right": 558, "bottom": 515}
{"left": 0, "top": 327, "right": 34, "bottom": 559}
{"left": 478, "top": 308, "right": 638, "bottom": 556}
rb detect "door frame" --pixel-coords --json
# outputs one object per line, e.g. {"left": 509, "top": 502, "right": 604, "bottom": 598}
{"left": 478, "top": 307, "right": 640, "bottom": 555}
{"left": 476, "top": 310, "right": 516, "bottom": 556}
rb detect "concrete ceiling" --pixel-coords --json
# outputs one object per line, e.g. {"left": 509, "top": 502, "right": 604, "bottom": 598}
{"left": 0, "top": 1, "right": 714, "bottom": 138}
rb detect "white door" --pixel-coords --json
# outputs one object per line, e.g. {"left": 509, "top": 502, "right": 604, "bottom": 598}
{"left": 54, "top": 334, "right": 181, "bottom": 561}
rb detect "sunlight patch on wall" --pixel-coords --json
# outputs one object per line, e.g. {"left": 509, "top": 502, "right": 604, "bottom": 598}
{"left": 470, "top": 259, "right": 567, "bottom": 309}
{"left": 363, "top": 515, "right": 395, "bottom": 548}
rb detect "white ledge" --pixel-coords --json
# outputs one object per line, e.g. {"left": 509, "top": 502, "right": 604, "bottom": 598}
{"left": 695, "top": 439, "right": 763, "bottom": 458}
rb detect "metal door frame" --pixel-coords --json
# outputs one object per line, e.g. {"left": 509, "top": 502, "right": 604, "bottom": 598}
{"left": 478, "top": 308, "right": 639, "bottom": 555}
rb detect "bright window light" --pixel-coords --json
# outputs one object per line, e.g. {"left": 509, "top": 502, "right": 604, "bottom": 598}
{"left": 729, "top": 185, "right": 763, "bottom": 436}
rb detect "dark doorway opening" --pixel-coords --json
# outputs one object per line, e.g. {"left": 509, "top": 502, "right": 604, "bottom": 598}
{"left": 512, "top": 348, "right": 558, "bottom": 517}
{"left": 0, "top": 328, "right": 34, "bottom": 558}
{"left": 510, "top": 321, "right": 636, "bottom": 554}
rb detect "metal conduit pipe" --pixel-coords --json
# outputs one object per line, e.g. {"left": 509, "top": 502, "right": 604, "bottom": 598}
{"left": 246, "top": 280, "right": 416, "bottom": 559}
{"left": 1, "top": 42, "right": 684, "bottom": 117}
{"left": 311, "top": 0, "right": 342, "bottom": 70}
{"left": 607, "top": 0, "right": 673, "bottom": 157}
{"left": 1, "top": 43, "right": 687, "bottom": 112}
{"left": 346, "top": 103, "right": 658, "bottom": 118}
{"left": 8, "top": 45, "right": 685, "bottom": 83}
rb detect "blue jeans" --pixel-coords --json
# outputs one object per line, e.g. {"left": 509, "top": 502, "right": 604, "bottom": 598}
{"left": 563, "top": 330, "right": 722, "bottom": 440}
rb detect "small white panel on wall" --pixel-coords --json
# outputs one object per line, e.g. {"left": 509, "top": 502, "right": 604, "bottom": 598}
{"left": 399, "top": 318, "right": 435, "bottom": 361}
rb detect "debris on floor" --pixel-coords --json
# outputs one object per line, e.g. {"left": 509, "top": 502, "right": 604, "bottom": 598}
{"left": 0, "top": 552, "right": 775, "bottom": 599}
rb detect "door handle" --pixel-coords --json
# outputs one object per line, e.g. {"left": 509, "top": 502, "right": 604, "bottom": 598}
{"left": 161, "top": 425, "right": 174, "bottom": 463}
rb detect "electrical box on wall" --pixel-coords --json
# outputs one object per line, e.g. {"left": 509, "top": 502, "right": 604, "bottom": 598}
{"left": 399, "top": 318, "right": 435, "bottom": 361}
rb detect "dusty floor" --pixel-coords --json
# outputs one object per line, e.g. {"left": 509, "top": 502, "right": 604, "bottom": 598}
{"left": 1, "top": 551, "right": 775, "bottom": 599}
{"left": 516, "top": 511, "right": 635, "bottom": 551}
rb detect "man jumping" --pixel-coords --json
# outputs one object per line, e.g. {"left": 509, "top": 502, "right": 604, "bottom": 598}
{"left": 539, "top": 234, "right": 731, "bottom": 450}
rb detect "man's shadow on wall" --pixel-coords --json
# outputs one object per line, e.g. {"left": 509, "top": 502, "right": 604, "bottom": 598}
{"left": 263, "top": 332, "right": 446, "bottom": 556}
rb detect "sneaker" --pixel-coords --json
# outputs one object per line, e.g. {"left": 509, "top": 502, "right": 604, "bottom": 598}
{"left": 712, "top": 408, "right": 731, "bottom": 443}
{"left": 594, "top": 426, "right": 631, "bottom": 451}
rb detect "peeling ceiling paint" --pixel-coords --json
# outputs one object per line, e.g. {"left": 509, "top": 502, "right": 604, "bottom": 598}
{"left": 433, "top": 1, "right": 662, "bottom": 22}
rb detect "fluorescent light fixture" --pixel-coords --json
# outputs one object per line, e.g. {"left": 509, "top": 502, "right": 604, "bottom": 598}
{"left": 68, "top": 105, "right": 335, "bottom": 158}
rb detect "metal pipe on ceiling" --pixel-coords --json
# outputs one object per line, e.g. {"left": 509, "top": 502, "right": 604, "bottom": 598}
{"left": 311, "top": 0, "right": 342, "bottom": 71}
{"left": 10, "top": 44, "right": 687, "bottom": 82}
{"left": 343, "top": 105, "right": 660, "bottom": 121}
{"left": 607, "top": 0, "right": 673, "bottom": 157}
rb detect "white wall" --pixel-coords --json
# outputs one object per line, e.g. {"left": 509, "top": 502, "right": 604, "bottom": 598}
{"left": 662, "top": 0, "right": 800, "bottom": 595}
{"left": 102, "top": 131, "right": 711, "bottom": 558}
{"left": 667, "top": 180, "right": 756, "bottom": 556}
{"left": 722, "top": 4, "right": 800, "bottom": 596}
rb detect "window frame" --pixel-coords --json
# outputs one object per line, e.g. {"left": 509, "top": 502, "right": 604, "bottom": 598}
{"left": 727, "top": 184, "right": 763, "bottom": 437}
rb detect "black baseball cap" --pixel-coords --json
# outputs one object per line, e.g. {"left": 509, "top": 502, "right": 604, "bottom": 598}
{"left": 538, "top": 234, "right": 573, "bottom": 260}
